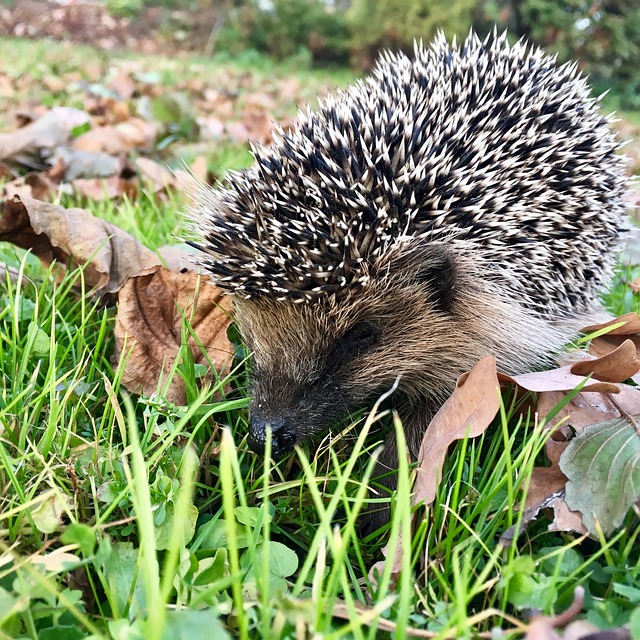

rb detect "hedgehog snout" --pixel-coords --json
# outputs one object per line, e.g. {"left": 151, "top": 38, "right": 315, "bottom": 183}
{"left": 248, "top": 413, "right": 298, "bottom": 458}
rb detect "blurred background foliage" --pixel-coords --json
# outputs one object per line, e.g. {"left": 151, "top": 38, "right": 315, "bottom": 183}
{"left": 3, "top": 0, "right": 640, "bottom": 109}
{"left": 144, "top": 0, "right": 640, "bottom": 107}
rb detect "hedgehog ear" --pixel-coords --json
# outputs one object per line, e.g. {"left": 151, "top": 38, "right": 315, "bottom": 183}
{"left": 413, "top": 244, "right": 457, "bottom": 313}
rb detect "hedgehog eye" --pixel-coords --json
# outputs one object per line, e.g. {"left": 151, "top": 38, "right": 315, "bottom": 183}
{"left": 333, "top": 322, "right": 379, "bottom": 362}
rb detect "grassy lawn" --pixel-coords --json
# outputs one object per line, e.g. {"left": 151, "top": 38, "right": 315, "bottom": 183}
{"left": 0, "top": 37, "right": 639, "bottom": 639}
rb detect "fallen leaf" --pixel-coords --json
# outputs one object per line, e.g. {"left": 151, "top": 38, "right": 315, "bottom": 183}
{"left": 200, "top": 117, "right": 225, "bottom": 140}
{"left": 529, "top": 466, "right": 587, "bottom": 534}
{"left": 0, "top": 195, "right": 161, "bottom": 296}
{"left": 157, "top": 245, "right": 196, "bottom": 272}
{"left": 525, "top": 465, "right": 568, "bottom": 508}
{"left": 537, "top": 386, "right": 640, "bottom": 435}
{"left": 226, "top": 121, "right": 250, "bottom": 142}
{"left": 560, "top": 418, "right": 640, "bottom": 535}
{"left": 52, "top": 147, "right": 121, "bottom": 181}
{"left": 2, "top": 172, "right": 55, "bottom": 200}
{"left": 71, "top": 176, "right": 130, "bottom": 201}
{"left": 590, "top": 334, "right": 640, "bottom": 359}
{"left": 113, "top": 266, "right": 234, "bottom": 404}
{"left": 627, "top": 278, "right": 640, "bottom": 294}
{"left": 110, "top": 70, "right": 136, "bottom": 100}
{"left": 0, "top": 107, "right": 90, "bottom": 162}
{"left": 104, "top": 98, "right": 131, "bottom": 124}
{"left": 525, "top": 588, "right": 586, "bottom": 639}
{"left": 115, "top": 117, "right": 157, "bottom": 148}
{"left": 582, "top": 312, "right": 640, "bottom": 336}
{"left": 570, "top": 339, "right": 640, "bottom": 382}
{"left": 30, "top": 491, "right": 72, "bottom": 534}
{"left": 72, "top": 125, "right": 128, "bottom": 154}
{"left": 242, "top": 107, "right": 274, "bottom": 145}
{"left": 525, "top": 617, "right": 560, "bottom": 640}
{"left": 30, "top": 548, "right": 79, "bottom": 572}
{"left": 135, "top": 157, "right": 176, "bottom": 191}
{"left": 191, "top": 155, "right": 208, "bottom": 183}
{"left": 499, "top": 366, "right": 620, "bottom": 395}
{"left": 414, "top": 355, "right": 501, "bottom": 507}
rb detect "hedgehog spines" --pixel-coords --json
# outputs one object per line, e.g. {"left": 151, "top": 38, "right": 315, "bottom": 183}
{"left": 193, "top": 29, "right": 628, "bottom": 313}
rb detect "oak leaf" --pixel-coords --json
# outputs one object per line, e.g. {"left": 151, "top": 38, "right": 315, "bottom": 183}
{"left": 414, "top": 355, "right": 501, "bottom": 507}
{"left": 113, "top": 266, "right": 234, "bottom": 405}
{"left": 0, "top": 195, "right": 160, "bottom": 296}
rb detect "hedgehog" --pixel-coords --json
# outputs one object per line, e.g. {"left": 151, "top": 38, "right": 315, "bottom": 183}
{"left": 191, "top": 30, "right": 628, "bottom": 529}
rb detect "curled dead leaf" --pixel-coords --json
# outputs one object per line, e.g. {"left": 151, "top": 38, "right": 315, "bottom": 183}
{"left": 570, "top": 339, "right": 640, "bottom": 382}
{"left": 414, "top": 355, "right": 501, "bottom": 508}
{"left": 0, "top": 195, "right": 162, "bottom": 296}
{"left": 627, "top": 277, "right": 640, "bottom": 295}
{"left": 0, "top": 106, "right": 90, "bottom": 162}
{"left": 114, "top": 266, "right": 234, "bottom": 405}
{"left": 135, "top": 157, "right": 177, "bottom": 191}
{"left": 498, "top": 365, "right": 620, "bottom": 395}
{"left": 524, "top": 466, "right": 587, "bottom": 535}
{"left": 370, "top": 356, "right": 501, "bottom": 585}
{"left": 30, "top": 548, "right": 80, "bottom": 572}
{"left": 581, "top": 312, "right": 640, "bottom": 336}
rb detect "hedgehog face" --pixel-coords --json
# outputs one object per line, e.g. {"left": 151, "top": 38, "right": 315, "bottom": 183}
{"left": 235, "top": 244, "right": 460, "bottom": 458}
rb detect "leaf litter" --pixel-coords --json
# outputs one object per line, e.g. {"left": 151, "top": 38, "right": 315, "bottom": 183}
{"left": 372, "top": 314, "right": 640, "bottom": 593}
{"left": 3, "top": 188, "right": 638, "bottom": 558}
{"left": 0, "top": 194, "right": 234, "bottom": 405}
{"left": 1, "top": 56, "right": 638, "bottom": 634}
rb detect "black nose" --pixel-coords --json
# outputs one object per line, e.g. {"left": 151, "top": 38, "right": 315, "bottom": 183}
{"left": 248, "top": 415, "right": 297, "bottom": 458}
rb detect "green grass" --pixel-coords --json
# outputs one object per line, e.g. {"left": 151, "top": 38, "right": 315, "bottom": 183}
{"left": 1, "top": 193, "right": 639, "bottom": 639}
{"left": 0, "top": 36, "right": 639, "bottom": 640}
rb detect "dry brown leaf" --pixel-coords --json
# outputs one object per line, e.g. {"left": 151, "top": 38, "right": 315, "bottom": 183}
{"left": 227, "top": 121, "right": 250, "bottom": 143}
{"left": 71, "top": 176, "right": 130, "bottom": 201}
{"left": 525, "top": 617, "right": 560, "bottom": 640}
{"left": 414, "top": 355, "right": 501, "bottom": 507}
{"left": 135, "top": 157, "right": 177, "bottom": 191}
{"left": 545, "top": 434, "right": 570, "bottom": 465}
{"left": 0, "top": 195, "right": 160, "bottom": 296}
{"left": 585, "top": 314, "right": 640, "bottom": 386}
{"left": 200, "top": 117, "right": 225, "bottom": 140}
{"left": 570, "top": 339, "right": 640, "bottom": 382}
{"left": 157, "top": 245, "right": 195, "bottom": 272}
{"left": 191, "top": 155, "right": 208, "bottom": 184}
{"left": 114, "top": 266, "right": 234, "bottom": 404}
{"left": 591, "top": 333, "right": 640, "bottom": 360}
{"left": 548, "top": 497, "right": 588, "bottom": 534}
{"left": 0, "top": 107, "right": 90, "bottom": 162}
{"left": 3, "top": 172, "right": 55, "bottom": 201}
{"left": 116, "top": 118, "right": 157, "bottom": 149}
{"left": 627, "top": 277, "right": 640, "bottom": 294}
{"left": 537, "top": 386, "right": 640, "bottom": 435}
{"left": 582, "top": 312, "right": 640, "bottom": 335}
{"left": 72, "top": 125, "right": 128, "bottom": 154}
{"left": 526, "top": 465, "right": 568, "bottom": 508}
{"left": 42, "top": 75, "right": 66, "bottom": 93}
{"left": 110, "top": 71, "right": 136, "bottom": 100}
{"left": 104, "top": 98, "right": 131, "bottom": 124}
{"left": 499, "top": 365, "right": 620, "bottom": 395}
{"left": 370, "top": 357, "right": 501, "bottom": 584}
{"left": 524, "top": 465, "right": 587, "bottom": 534}
{"left": 242, "top": 108, "right": 274, "bottom": 145}
{"left": 525, "top": 589, "right": 586, "bottom": 639}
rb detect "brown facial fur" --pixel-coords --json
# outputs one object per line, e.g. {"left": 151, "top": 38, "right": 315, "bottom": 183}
{"left": 235, "top": 241, "right": 586, "bottom": 465}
